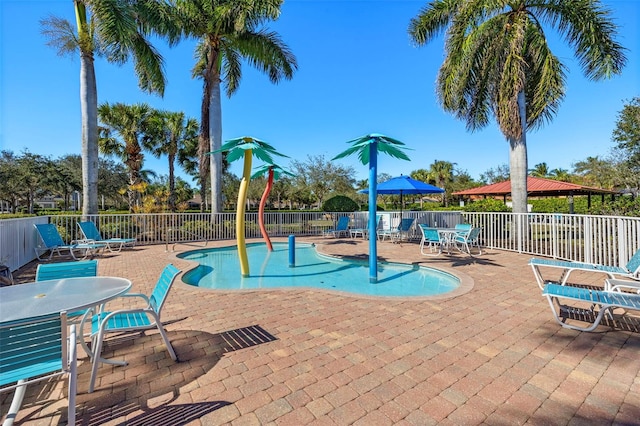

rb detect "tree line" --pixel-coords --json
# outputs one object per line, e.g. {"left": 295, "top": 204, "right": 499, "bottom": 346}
{"left": 3, "top": 93, "right": 638, "bottom": 216}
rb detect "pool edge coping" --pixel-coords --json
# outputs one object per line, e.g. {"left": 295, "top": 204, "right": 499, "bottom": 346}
{"left": 169, "top": 239, "right": 475, "bottom": 301}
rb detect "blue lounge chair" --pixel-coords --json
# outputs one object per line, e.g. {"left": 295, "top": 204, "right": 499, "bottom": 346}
{"left": 378, "top": 218, "right": 415, "bottom": 242}
{"left": 322, "top": 216, "right": 350, "bottom": 238}
{"left": 530, "top": 248, "right": 640, "bottom": 290}
{"left": 350, "top": 215, "right": 382, "bottom": 239}
{"left": 34, "top": 223, "right": 105, "bottom": 261}
{"left": 0, "top": 312, "right": 77, "bottom": 425}
{"left": 78, "top": 221, "right": 136, "bottom": 253}
{"left": 84, "top": 263, "right": 180, "bottom": 393}
{"left": 542, "top": 282, "right": 640, "bottom": 331}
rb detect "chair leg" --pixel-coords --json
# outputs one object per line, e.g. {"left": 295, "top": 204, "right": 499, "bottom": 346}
{"left": 3, "top": 380, "right": 27, "bottom": 426}
{"left": 151, "top": 313, "right": 177, "bottom": 361}
{"left": 67, "top": 325, "right": 77, "bottom": 425}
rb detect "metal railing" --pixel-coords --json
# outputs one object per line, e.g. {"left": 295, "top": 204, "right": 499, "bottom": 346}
{"left": 1, "top": 211, "right": 639, "bottom": 273}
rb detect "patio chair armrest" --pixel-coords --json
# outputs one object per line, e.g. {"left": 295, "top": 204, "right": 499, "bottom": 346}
{"left": 118, "top": 293, "right": 149, "bottom": 301}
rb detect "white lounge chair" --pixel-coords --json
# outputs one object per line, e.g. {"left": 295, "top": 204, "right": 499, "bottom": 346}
{"left": 530, "top": 249, "right": 640, "bottom": 290}
{"left": 542, "top": 282, "right": 640, "bottom": 331}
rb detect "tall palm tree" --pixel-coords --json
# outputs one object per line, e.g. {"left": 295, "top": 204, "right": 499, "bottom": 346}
{"left": 214, "top": 136, "right": 284, "bottom": 276}
{"left": 175, "top": 0, "right": 297, "bottom": 214}
{"left": 409, "top": 0, "right": 627, "bottom": 213}
{"left": 41, "top": 0, "right": 174, "bottom": 218}
{"left": 98, "top": 102, "right": 153, "bottom": 211}
{"left": 333, "top": 134, "right": 411, "bottom": 283}
{"left": 145, "top": 110, "right": 199, "bottom": 211}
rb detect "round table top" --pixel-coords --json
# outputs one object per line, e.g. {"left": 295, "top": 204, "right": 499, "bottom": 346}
{"left": 0, "top": 276, "right": 132, "bottom": 323}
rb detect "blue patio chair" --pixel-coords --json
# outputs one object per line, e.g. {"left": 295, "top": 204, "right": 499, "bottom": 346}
{"left": 530, "top": 248, "right": 640, "bottom": 290}
{"left": 453, "top": 227, "right": 483, "bottom": 255}
{"left": 84, "top": 263, "right": 181, "bottom": 393}
{"left": 454, "top": 223, "right": 472, "bottom": 232}
{"left": 322, "top": 216, "right": 350, "bottom": 238}
{"left": 378, "top": 218, "right": 415, "bottom": 242}
{"left": 33, "top": 223, "right": 105, "bottom": 261}
{"left": 36, "top": 260, "right": 98, "bottom": 333}
{"left": 419, "top": 224, "right": 442, "bottom": 256}
{"left": 0, "top": 312, "right": 77, "bottom": 425}
{"left": 78, "top": 221, "right": 136, "bottom": 253}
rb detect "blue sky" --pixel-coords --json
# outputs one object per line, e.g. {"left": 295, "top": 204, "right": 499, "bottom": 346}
{"left": 1, "top": 0, "right": 638, "bottom": 186}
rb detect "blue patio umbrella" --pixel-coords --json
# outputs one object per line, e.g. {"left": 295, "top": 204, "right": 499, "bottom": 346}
{"left": 359, "top": 175, "right": 444, "bottom": 215}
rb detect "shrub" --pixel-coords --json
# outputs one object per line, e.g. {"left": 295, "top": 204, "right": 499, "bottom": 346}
{"left": 322, "top": 195, "right": 359, "bottom": 212}
{"left": 463, "top": 199, "right": 511, "bottom": 212}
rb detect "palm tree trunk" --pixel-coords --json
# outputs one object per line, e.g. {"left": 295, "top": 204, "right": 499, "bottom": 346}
{"left": 77, "top": 9, "right": 98, "bottom": 219}
{"left": 168, "top": 153, "right": 176, "bottom": 212}
{"left": 209, "top": 74, "right": 223, "bottom": 214}
{"left": 198, "top": 78, "right": 210, "bottom": 213}
{"left": 509, "top": 91, "right": 529, "bottom": 214}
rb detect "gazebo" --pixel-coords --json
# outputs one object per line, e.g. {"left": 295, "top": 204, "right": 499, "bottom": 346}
{"left": 453, "top": 177, "right": 619, "bottom": 213}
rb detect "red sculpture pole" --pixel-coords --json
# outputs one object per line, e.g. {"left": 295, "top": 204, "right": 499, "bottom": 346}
{"left": 258, "top": 167, "right": 274, "bottom": 251}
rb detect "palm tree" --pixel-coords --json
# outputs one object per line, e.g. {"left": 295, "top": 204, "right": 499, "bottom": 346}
{"left": 98, "top": 102, "right": 153, "bottom": 211}
{"left": 175, "top": 0, "right": 297, "bottom": 214}
{"left": 408, "top": 0, "right": 627, "bottom": 213}
{"left": 41, "top": 0, "right": 174, "bottom": 218}
{"left": 428, "top": 160, "right": 455, "bottom": 206}
{"left": 333, "top": 134, "right": 411, "bottom": 283}
{"left": 252, "top": 163, "right": 294, "bottom": 251}
{"left": 529, "top": 163, "right": 551, "bottom": 178}
{"left": 214, "top": 136, "right": 285, "bottom": 276}
{"left": 145, "top": 110, "right": 199, "bottom": 211}
{"left": 549, "top": 168, "right": 573, "bottom": 182}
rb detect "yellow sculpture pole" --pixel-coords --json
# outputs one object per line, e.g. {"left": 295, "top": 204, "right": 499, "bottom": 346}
{"left": 236, "top": 149, "right": 252, "bottom": 276}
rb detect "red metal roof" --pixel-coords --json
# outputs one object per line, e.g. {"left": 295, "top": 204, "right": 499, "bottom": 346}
{"left": 453, "top": 177, "right": 618, "bottom": 197}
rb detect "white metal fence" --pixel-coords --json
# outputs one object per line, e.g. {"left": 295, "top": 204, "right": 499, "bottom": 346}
{"left": 1, "top": 211, "right": 639, "bottom": 273}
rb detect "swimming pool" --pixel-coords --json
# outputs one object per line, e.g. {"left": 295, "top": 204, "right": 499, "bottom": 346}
{"left": 179, "top": 242, "right": 460, "bottom": 297}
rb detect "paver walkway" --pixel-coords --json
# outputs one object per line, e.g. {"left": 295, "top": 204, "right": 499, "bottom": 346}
{"left": 3, "top": 237, "right": 640, "bottom": 425}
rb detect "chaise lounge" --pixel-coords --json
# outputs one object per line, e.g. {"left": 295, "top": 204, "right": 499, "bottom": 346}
{"left": 542, "top": 281, "right": 640, "bottom": 331}
{"left": 530, "top": 248, "right": 640, "bottom": 290}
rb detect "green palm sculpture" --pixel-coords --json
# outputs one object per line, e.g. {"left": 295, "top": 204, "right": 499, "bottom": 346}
{"left": 333, "top": 133, "right": 411, "bottom": 283}
{"left": 212, "top": 136, "right": 285, "bottom": 276}
{"left": 252, "top": 163, "right": 294, "bottom": 251}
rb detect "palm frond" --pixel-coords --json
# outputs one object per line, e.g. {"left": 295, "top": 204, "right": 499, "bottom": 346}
{"left": 40, "top": 15, "right": 80, "bottom": 57}
{"left": 333, "top": 134, "right": 411, "bottom": 164}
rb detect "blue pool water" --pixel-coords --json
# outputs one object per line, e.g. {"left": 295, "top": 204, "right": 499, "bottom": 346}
{"left": 179, "top": 242, "right": 460, "bottom": 297}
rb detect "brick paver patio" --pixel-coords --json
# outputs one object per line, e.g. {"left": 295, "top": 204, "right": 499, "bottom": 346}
{"left": 3, "top": 237, "right": 640, "bottom": 425}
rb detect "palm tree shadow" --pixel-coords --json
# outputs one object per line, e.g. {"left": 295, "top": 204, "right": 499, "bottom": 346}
{"left": 74, "top": 325, "right": 277, "bottom": 425}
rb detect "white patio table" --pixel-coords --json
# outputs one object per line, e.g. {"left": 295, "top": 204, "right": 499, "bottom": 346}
{"left": 0, "top": 276, "right": 132, "bottom": 323}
